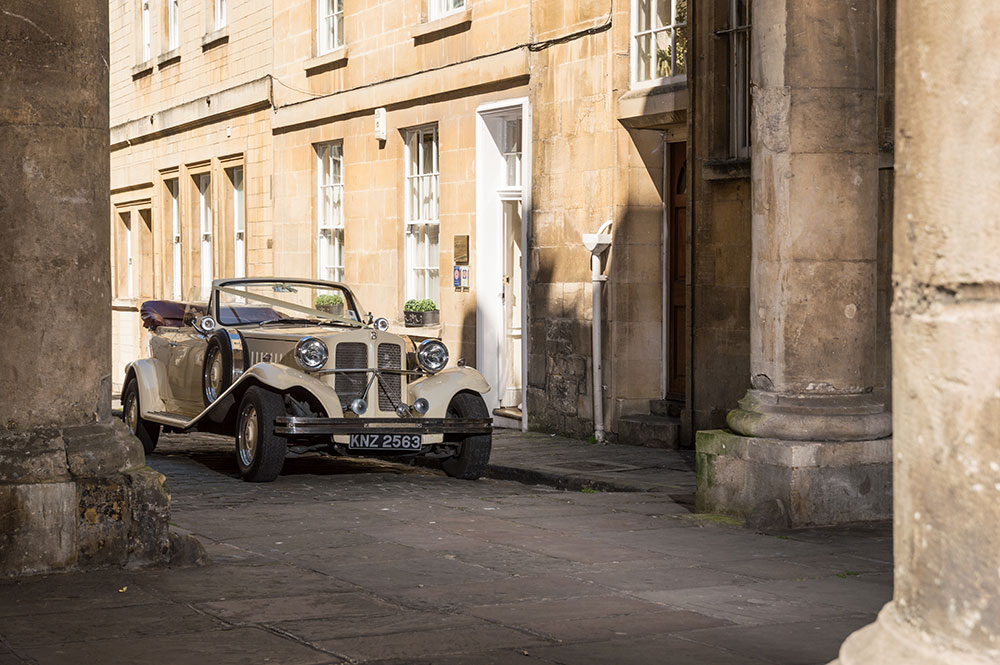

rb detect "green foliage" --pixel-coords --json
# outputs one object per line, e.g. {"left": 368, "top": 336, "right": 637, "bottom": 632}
{"left": 580, "top": 487, "right": 601, "bottom": 494}
{"left": 315, "top": 293, "right": 344, "bottom": 307}
{"left": 836, "top": 571, "right": 861, "bottom": 579}
{"left": 404, "top": 298, "right": 438, "bottom": 312}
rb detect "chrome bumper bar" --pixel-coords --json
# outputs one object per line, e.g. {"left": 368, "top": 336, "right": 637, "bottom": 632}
{"left": 273, "top": 416, "right": 493, "bottom": 436}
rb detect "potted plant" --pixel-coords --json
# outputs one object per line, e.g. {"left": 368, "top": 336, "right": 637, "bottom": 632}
{"left": 314, "top": 293, "right": 344, "bottom": 316}
{"left": 403, "top": 299, "right": 439, "bottom": 327}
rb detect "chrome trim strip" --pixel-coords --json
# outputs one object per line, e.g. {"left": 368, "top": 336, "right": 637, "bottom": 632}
{"left": 273, "top": 416, "right": 493, "bottom": 436}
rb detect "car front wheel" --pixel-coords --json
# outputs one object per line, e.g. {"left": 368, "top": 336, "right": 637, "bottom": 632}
{"left": 235, "top": 386, "right": 287, "bottom": 482}
{"left": 441, "top": 391, "right": 492, "bottom": 480}
{"left": 122, "top": 377, "right": 160, "bottom": 455}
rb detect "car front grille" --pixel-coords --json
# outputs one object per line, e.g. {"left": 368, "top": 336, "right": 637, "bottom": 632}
{"left": 334, "top": 342, "right": 368, "bottom": 410}
{"left": 377, "top": 343, "right": 402, "bottom": 410}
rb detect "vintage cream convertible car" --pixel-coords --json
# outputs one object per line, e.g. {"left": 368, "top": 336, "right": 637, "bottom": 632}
{"left": 121, "top": 278, "right": 492, "bottom": 482}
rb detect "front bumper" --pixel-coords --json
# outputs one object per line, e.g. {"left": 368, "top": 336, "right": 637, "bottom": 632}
{"left": 273, "top": 416, "right": 492, "bottom": 437}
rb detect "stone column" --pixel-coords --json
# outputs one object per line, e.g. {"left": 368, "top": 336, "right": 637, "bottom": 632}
{"left": 0, "top": 3, "right": 172, "bottom": 574}
{"left": 835, "top": 1, "right": 1000, "bottom": 662}
{"left": 695, "top": 0, "right": 893, "bottom": 527}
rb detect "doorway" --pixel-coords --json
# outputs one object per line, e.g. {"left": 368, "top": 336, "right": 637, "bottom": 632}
{"left": 475, "top": 100, "right": 530, "bottom": 427}
{"left": 664, "top": 141, "right": 687, "bottom": 399}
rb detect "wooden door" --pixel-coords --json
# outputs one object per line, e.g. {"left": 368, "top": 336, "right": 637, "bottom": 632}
{"left": 667, "top": 141, "right": 687, "bottom": 397}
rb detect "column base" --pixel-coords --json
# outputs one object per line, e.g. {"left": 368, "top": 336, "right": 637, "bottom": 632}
{"left": 0, "top": 420, "right": 199, "bottom": 577}
{"left": 832, "top": 603, "right": 1000, "bottom": 665}
{"left": 695, "top": 429, "right": 892, "bottom": 528}
{"left": 728, "top": 390, "right": 892, "bottom": 442}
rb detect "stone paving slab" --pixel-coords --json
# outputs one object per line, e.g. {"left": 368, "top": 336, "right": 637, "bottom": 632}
{"left": 0, "top": 428, "right": 893, "bottom": 664}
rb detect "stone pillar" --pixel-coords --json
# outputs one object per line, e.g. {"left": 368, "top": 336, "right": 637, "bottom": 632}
{"left": 834, "top": 1, "right": 1000, "bottom": 662}
{"left": 695, "top": 0, "right": 893, "bottom": 527}
{"left": 0, "top": 3, "right": 172, "bottom": 574}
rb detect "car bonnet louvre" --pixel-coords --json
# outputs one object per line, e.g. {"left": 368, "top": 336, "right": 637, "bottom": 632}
{"left": 334, "top": 342, "right": 368, "bottom": 409}
{"left": 377, "top": 343, "right": 402, "bottom": 410}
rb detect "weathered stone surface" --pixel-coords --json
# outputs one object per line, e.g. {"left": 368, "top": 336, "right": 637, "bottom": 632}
{"left": 696, "top": 430, "right": 892, "bottom": 528}
{"left": 0, "top": 482, "right": 77, "bottom": 576}
{"left": 0, "top": 428, "right": 71, "bottom": 484}
{"left": 64, "top": 421, "right": 145, "bottom": 479}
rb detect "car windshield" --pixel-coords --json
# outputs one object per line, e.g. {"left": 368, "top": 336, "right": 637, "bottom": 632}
{"left": 215, "top": 281, "right": 363, "bottom": 327}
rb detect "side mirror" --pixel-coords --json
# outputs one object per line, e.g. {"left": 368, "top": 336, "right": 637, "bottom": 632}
{"left": 193, "top": 315, "right": 217, "bottom": 335}
{"left": 374, "top": 317, "right": 390, "bottom": 332}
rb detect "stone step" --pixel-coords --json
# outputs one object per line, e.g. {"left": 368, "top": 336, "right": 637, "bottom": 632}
{"left": 649, "top": 399, "right": 683, "bottom": 418}
{"left": 615, "top": 414, "right": 681, "bottom": 449}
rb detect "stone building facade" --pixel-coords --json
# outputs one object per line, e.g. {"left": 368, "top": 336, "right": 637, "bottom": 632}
{"left": 108, "top": 0, "right": 692, "bottom": 446}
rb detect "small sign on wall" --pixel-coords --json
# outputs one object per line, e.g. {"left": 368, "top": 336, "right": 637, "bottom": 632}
{"left": 454, "top": 235, "right": 469, "bottom": 265}
{"left": 453, "top": 265, "right": 470, "bottom": 292}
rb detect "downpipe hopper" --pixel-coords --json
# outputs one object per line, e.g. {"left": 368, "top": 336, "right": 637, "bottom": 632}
{"left": 583, "top": 220, "right": 613, "bottom": 444}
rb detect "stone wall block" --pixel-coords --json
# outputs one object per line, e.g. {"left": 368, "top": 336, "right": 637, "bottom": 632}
{"left": 788, "top": 89, "right": 878, "bottom": 154}
{"left": 64, "top": 421, "right": 145, "bottom": 479}
{"left": 0, "top": 482, "right": 77, "bottom": 576}
{"left": 0, "top": 429, "right": 72, "bottom": 485}
{"left": 126, "top": 469, "right": 171, "bottom": 564}
{"left": 783, "top": 151, "right": 879, "bottom": 262}
{"left": 75, "top": 478, "right": 129, "bottom": 569}
{"left": 786, "top": 0, "right": 877, "bottom": 89}
{"left": 892, "top": 305, "right": 1000, "bottom": 647}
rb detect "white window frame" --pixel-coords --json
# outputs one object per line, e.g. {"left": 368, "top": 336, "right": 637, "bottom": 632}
{"left": 631, "top": 0, "right": 688, "bottom": 87}
{"left": 167, "top": 178, "right": 182, "bottom": 300}
{"left": 428, "top": 0, "right": 464, "bottom": 22}
{"left": 317, "top": 0, "right": 344, "bottom": 55}
{"left": 141, "top": 1, "right": 152, "bottom": 62}
{"left": 168, "top": 0, "right": 180, "bottom": 50}
{"left": 404, "top": 125, "right": 440, "bottom": 305}
{"left": 198, "top": 173, "right": 213, "bottom": 300}
{"left": 316, "top": 142, "right": 345, "bottom": 284}
{"left": 230, "top": 167, "right": 246, "bottom": 279}
{"left": 214, "top": 0, "right": 227, "bottom": 30}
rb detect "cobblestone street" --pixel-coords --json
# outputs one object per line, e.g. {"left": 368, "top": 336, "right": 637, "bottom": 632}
{"left": 0, "top": 432, "right": 892, "bottom": 664}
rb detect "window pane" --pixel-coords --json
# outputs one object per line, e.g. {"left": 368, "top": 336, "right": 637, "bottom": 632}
{"left": 655, "top": 29, "right": 674, "bottom": 78}
{"left": 421, "top": 131, "right": 435, "bottom": 174}
{"left": 675, "top": 0, "right": 687, "bottom": 24}
{"left": 635, "top": 33, "right": 652, "bottom": 81}
{"left": 656, "top": 0, "right": 670, "bottom": 29}
{"left": 636, "top": 0, "right": 652, "bottom": 32}
{"left": 674, "top": 26, "right": 687, "bottom": 75}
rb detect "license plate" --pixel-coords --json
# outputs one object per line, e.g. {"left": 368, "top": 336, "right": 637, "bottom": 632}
{"left": 348, "top": 433, "right": 422, "bottom": 451}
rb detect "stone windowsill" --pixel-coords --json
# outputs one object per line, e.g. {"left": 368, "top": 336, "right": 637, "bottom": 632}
{"left": 304, "top": 46, "right": 349, "bottom": 75}
{"left": 131, "top": 61, "right": 154, "bottom": 79}
{"left": 702, "top": 158, "right": 750, "bottom": 181}
{"left": 398, "top": 323, "right": 442, "bottom": 338}
{"left": 201, "top": 28, "right": 229, "bottom": 50}
{"left": 112, "top": 298, "right": 140, "bottom": 311}
{"left": 617, "top": 80, "right": 688, "bottom": 126}
{"left": 157, "top": 49, "right": 181, "bottom": 68}
{"left": 411, "top": 7, "right": 473, "bottom": 41}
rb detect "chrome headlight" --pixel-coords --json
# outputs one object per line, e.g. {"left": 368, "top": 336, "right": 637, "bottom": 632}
{"left": 294, "top": 337, "right": 328, "bottom": 370}
{"left": 416, "top": 339, "right": 449, "bottom": 373}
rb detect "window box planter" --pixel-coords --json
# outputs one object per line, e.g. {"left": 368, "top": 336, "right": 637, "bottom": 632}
{"left": 403, "top": 310, "right": 440, "bottom": 327}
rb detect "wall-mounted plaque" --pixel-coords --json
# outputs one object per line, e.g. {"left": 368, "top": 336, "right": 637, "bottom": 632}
{"left": 454, "top": 235, "right": 469, "bottom": 265}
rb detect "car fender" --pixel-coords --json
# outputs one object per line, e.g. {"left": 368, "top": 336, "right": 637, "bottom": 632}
{"left": 408, "top": 367, "right": 491, "bottom": 419}
{"left": 210, "top": 363, "right": 346, "bottom": 419}
{"left": 126, "top": 358, "right": 170, "bottom": 416}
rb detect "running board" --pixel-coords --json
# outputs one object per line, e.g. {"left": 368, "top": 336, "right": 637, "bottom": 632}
{"left": 145, "top": 411, "right": 196, "bottom": 429}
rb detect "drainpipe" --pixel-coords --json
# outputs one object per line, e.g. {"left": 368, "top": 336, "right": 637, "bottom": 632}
{"left": 583, "top": 220, "right": 613, "bottom": 443}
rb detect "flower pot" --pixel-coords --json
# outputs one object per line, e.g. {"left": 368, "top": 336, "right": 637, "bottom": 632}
{"left": 403, "top": 310, "right": 440, "bottom": 327}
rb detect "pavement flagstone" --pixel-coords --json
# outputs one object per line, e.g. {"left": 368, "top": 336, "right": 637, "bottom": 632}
{"left": 0, "top": 428, "right": 892, "bottom": 664}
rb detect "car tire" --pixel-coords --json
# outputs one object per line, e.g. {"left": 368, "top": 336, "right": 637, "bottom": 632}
{"left": 441, "top": 391, "right": 492, "bottom": 480}
{"left": 202, "top": 332, "right": 233, "bottom": 407}
{"left": 122, "top": 377, "right": 160, "bottom": 455}
{"left": 235, "top": 386, "right": 287, "bottom": 482}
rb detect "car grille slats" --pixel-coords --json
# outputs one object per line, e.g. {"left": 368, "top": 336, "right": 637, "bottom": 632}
{"left": 334, "top": 342, "right": 368, "bottom": 409}
{"left": 377, "top": 343, "right": 402, "bottom": 410}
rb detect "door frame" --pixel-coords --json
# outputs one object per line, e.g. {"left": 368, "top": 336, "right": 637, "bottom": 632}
{"left": 475, "top": 97, "right": 531, "bottom": 431}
